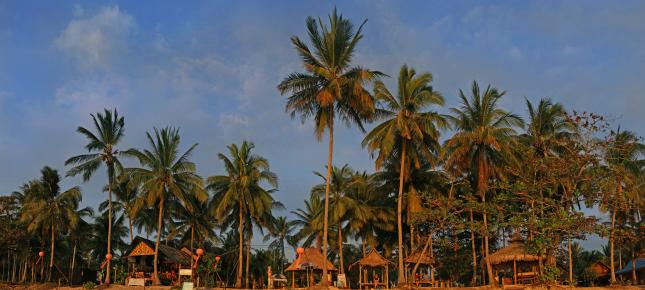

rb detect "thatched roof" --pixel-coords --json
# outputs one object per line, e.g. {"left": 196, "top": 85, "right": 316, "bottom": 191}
{"left": 123, "top": 236, "right": 191, "bottom": 266}
{"left": 285, "top": 247, "right": 337, "bottom": 272}
{"left": 487, "top": 234, "right": 539, "bottom": 265}
{"left": 404, "top": 250, "right": 434, "bottom": 265}
{"left": 349, "top": 249, "right": 395, "bottom": 269}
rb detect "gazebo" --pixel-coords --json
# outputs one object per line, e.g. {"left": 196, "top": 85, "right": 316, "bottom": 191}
{"left": 404, "top": 250, "right": 434, "bottom": 286}
{"left": 285, "top": 247, "right": 337, "bottom": 288}
{"left": 123, "top": 236, "right": 192, "bottom": 284}
{"left": 349, "top": 249, "right": 394, "bottom": 289}
{"left": 487, "top": 233, "right": 539, "bottom": 285}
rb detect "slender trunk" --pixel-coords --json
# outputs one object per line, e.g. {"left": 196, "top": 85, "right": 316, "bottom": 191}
{"left": 469, "top": 209, "right": 477, "bottom": 286}
{"left": 105, "top": 176, "right": 113, "bottom": 285}
{"left": 12, "top": 254, "right": 16, "bottom": 283}
{"left": 410, "top": 224, "right": 415, "bottom": 252}
{"left": 396, "top": 140, "right": 407, "bottom": 285}
{"left": 245, "top": 239, "right": 251, "bottom": 288}
{"left": 321, "top": 121, "right": 334, "bottom": 286}
{"left": 49, "top": 221, "right": 55, "bottom": 282}
{"left": 152, "top": 198, "right": 164, "bottom": 285}
{"left": 190, "top": 227, "right": 195, "bottom": 268}
{"left": 609, "top": 176, "right": 621, "bottom": 284}
{"left": 477, "top": 157, "right": 495, "bottom": 287}
{"left": 482, "top": 204, "right": 495, "bottom": 286}
{"left": 411, "top": 235, "right": 432, "bottom": 280}
{"left": 236, "top": 202, "right": 244, "bottom": 288}
{"left": 129, "top": 216, "right": 134, "bottom": 243}
{"left": 70, "top": 240, "right": 77, "bottom": 285}
{"left": 362, "top": 240, "right": 366, "bottom": 257}
{"left": 568, "top": 235, "right": 573, "bottom": 285}
{"left": 337, "top": 194, "right": 344, "bottom": 274}
{"left": 631, "top": 249, "right": 637, "bottom": 284}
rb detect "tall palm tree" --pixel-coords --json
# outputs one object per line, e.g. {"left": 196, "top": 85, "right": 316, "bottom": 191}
{"left": 292, "top": 193, "right": 325, "bottom": 248}
{"left": 167, "top": 196, "right": 216, "bottom": 267}
{"left": 522, "top": 98, "right": 571, "bottom": 157}
{"left": 362, "top": 65, "right": 446, "bottom": 284}
{"left": 98, "top": 176, "right": 139, "bottom": 242}
{"left": 263, "top": 216, "right": 297, "bottom": 273}
{"left": 19, "top": 166, "right": 82, "bottom": 281}
{"left": 277, "top": 8, "right": 381, "bottom": 282}
{"left": 125, "top": 127, "right": 206, "bottom": 285}
{"left": 65, "top": 109, "right": 124, "bottom": 285}
{"left": 207, "top": 141, "right": 278, "bottom": 288}
{"left": 444, "top": 81, "right": 523, "bottom": 286}
{"left": 603, "top": 129, "right": 645, "bottom": 283}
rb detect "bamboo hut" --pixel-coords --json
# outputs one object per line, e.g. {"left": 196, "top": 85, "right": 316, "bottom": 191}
{"left": 404, "top": 250, "right": 434, "bottom": 286}
{"left": 349, "top": 249, "right": 394, "bottom": 289}
{"left": 123, "top": 236, "right": 192, "bottom": 283}
{"left": 285, "top": 248, "right": 337, "bottom": 288}
{"left": 487, "top": 233, "right": 539, "bottom": 285}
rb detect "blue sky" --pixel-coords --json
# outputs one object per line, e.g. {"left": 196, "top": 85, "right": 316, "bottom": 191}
{"left": 1, "top": 1, "right": 644, "bottom": 251}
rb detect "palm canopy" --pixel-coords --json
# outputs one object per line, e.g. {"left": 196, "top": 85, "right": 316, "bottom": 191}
{"left": 522, "top": 98, "right": 571, "bottom": 156}
{"left": 291, "top": 193, "right": 324, "bottom": 248}
{"left": 277, "top": 8, "right": 383, "bottom": 138}
{"left": 363, "top": 64, "right": 447, "bottom": 170}
{"left": 444, "top": 81, "right": 524, "bottom": 194}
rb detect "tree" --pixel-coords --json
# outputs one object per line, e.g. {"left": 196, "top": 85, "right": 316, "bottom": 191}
{"left": 444, "top": 81, "right": 523, "bottom": 286}
{"left": 277, "top": 8, "right": 381, "bottom": 283}
{"left": 65, "top": 109, "right": 125, "bottom": 285}
{"left": 126, "top": 127, "right": 206, "bottom": 285}
{"left": 167, "top": 196, "right": 217, "bottom": 267}
{"left": 19, "top": 167, "right": 82, "bottom": 281}
{"left": 263, "top": 216, "right": 297, "bottom": 273}
{"left": 208, "top": 141, "right": 278, "bottom": 288}
{"left": 602, "top": 129, "right": 645, "bottom": 283}
{"left": 292, "top": 193, "right": 325, "bottom": 248}
{"left": 98, "top": 177, "right": 139, "bottom": 242}
{"left": 363, "top": 65, "right": 446, "bottom": 284}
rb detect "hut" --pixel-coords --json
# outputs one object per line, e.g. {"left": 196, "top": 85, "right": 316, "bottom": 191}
{"left": 616, "top": 258, "right": 645, "bottom": 285}
{"left": 404, "top": 250, "right": 434, "bottom": 286}
{"left": 487, "top": 233, "right": 539, "bottom": 285}
{"left": 285, "top": 248, "right": 337, "bottom": 288}
{"left": 123, "top": 236, "right": 192, "bottom": 283}
{"left": 349, "top": 249, "right": 395, "bottom": 289}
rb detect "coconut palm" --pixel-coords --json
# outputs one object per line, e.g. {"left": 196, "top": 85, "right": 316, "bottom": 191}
{"left": 603, "top": 129, "right": 645, "bottom": 283}
{"left": 263, "top": 216, "right": 297, "bottom": 273}
{"left": 65, "top": 109, "right": 124, "bottom": 285}
{"left": 292, "top": 193, "right": 325, "bottom": 248}
{"left": 444, "top": 81, "right": 523, "bottom": 285}
{"left": 362, "top": 65, "right": 446, "bottom": 284}
{"left": 19, "top": 166, "right": 82, "bottom": 281}
{"left": 522, "top": 98, "right": 571, "bottom": 156}
{"left": 98, "top": 176, "right": 139, "bottom": 242}
{"left": 277, "top": 8, "right": 382, "bottom": 282}
{"left": 167, "top": 196, "right": 217, "bottom": 267}
{"left": 125, "top": 127, "right": 206, "bottom": 285}
{"left": 207, "top": 141, "right": 278, "bottom": 288}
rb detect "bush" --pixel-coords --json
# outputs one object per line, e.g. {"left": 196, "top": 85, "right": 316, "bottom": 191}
{"left": 540, "top": 265, "right": 561, "bottom": 284}
{"left": 83, "top": 281, "right": 97, "bottom": 289}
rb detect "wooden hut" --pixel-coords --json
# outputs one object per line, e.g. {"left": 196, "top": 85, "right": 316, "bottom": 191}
{"left": 404, "top": 250, "right": 434, "bottom": 286}
{"left": 123, "top": 236, "right": 192, "bottom": 283}
{"left": 285, "top": 248, "right": 337, "bottom": 288}
{"left": 349, "top": 249, "right": 394, "bottom": 289}
{"left": 487, "top": 233, "right": 539, "bottom": 285}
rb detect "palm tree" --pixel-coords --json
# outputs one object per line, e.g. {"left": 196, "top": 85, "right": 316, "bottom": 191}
{"left": 207, "top": 141, "right": 278, "bottom": 288}
{"left": 362, "top": 65, "right": 446, "bottom": 284}
{"left": 603, "top": 129, "right": 645, "bottom": 283}
{"left": 292, "top": 193, "right": 325, "bottom": 248}
{"left": 444, "top": 81, "right": 523, "bottom": 286}
{"left": 522, "top": 98, "right": 571, "bottom": 157}
{"left": 125, "top": 127, "right": 206, "bottom": 285}
{"left": 167, "top": 196, "right": 216, "bottom": 267}
{"left": 65, "top": 109, "right": 124, "bottom": 285}
{"left": 19, "top": 166, "right": 82, "bottom": 281}
{"left": 98, "top": 176, "right": 139, "bottom": 242}
{"left": 277, "top": 8, "right": 381, "bottom": 282}
{"left": 263, "top": 216, "right": 297, "bottom": 273}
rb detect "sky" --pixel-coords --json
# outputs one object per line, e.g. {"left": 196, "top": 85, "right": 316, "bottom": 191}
{"left": 1, "top": 1, "right": 644, "bottom": 252}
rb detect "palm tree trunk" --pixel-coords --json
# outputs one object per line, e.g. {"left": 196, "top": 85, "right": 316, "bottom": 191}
{"left": 469, "top": 209, "right": 477, "bottom": 286}
{"left": 337, "top": 192, "right": 344, "bottom": 274}
{"left": 609, "top": 176, "right": 621, "bottom": 284}
{"left": 631, "top": 249, "right": 636, "bottom": 284}
{"left": 245, "top": 239, "right": 251, "bottom": 288}
{"left": 190, "top": 227, "right": 195, "bottom": 268}
{"left": 69, "top": 240, "right": 77, "bottom": 285}
{"left": 477, "top": 158, "right": 495, "bottom": 287}
{"left": 105, "top": 178, "right": 113, "bottom": 285}
{"left": 128, "top": 216, "right": 134, "bottom": 243}
{"left": 411, "top": 235, "right": 431, "bottom": 280}
{"left": 49, "top": 221, "right": 55, "bottom": 282}
{"left": 396, "top": 140, "right": 407, "bottom": 285}
{"left": 152, "top": 198, "right": 164, "bottom": 285}
{"left": 236, "top": 203, "right": 244, "bottom": 288}
{"left": 321, "top": 121, "right": 334, "bottom": 286}
{"left": 568, "top": 235, "right": 573, "bottom": 285}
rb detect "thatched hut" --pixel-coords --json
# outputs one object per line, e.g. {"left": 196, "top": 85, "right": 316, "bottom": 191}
{"left": 123, "top": 236, "right": 192, "bottom": 282}
{"left": 349, "top": 249, "right": 394, "bottom": 289}
{"left": 285, "top": 248, "right": 337, "bottom": 288}
{"left": 404, "top": 250, "right": 434, "bottom": 286}
{"left": 487, "top": 233, "right": 539, "bottom": 285}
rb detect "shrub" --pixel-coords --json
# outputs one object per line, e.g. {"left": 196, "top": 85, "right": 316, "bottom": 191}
{"left": 83, "top": 281, "right": 97, "bottom": 289}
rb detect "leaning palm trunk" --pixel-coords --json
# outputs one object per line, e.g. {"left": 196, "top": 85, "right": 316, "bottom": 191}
{"left": 236, "top": 203, "right": 244, "bottom": 288}
{"left": 469, "top": 209, "right": 477, "bottom": 286}
{"left": 396, "top": 140, "right": 407, "bottom": 285}
{"left": 49, "top": 222, "right": 55, "bottom": 282}
{"left": 321, "top": 122, "right": 334, "bottom": 285}
{"left": 568, "top": 235, "right": 573, "bottom": 284}
{"left": 245, "top": 239, "right": 251, "bottom": 288}
{"left": 152, "top": 198, "right": 164, "bottom": 285}
{"left": 609, "top": 176, "right": 621, "bottom": 284}
{"left": 105, "top": 177, "right": 113, "bottom": 284}
{"left": 411, "top": 235, "right": 432, "bottom": 279}
{"left": 337, "top": 191, "right": 344, "bottom": 274}
{"left": 190, "top": 227, "right": 195, "bottom": 268}
{"left": 69, "top": 240, "right": 77, "bottom": 285}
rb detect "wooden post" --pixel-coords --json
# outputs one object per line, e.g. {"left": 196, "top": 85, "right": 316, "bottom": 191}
{"left": 385, "top": 265, "right": 389, "bottom": 289}
{"left": 513, "top": 258, "right": 517, "bottom": 285}
{"left": 359, "top": 265, "right": 362, "bottom": 289}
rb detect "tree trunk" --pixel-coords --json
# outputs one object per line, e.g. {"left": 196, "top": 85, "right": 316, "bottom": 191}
{"left": 411, "top": 235, "right": 432, "bottom": 280}
{"left": 70, "top": 240, "right": 77, "bottom": 285}
{"left": 631, "top": 249, "right": 637, "bottom": 284}
{"left": 477, "top": 157, "right": 496, "bottom": 287}
{"left": 105, "top": 176, "right": 113, "bottom": 285}
{"left": 396, "top": 140, "right": 407, "bottom": 285}
{"left": 321, "top": 121, "right": 334, "bottom": 286}
{"left": 245, "top": 239, "right": 251, "bottom": 289}
{"left": 236, "top": 203, "right": 244, "bottom": 288}
{"left": 469, "top": 209, "right": 477, "bottom": 286}
{"left": 568, "top": 235, "right": 573, "bottom": 285}
{"left": 609, "top": 176, "right": 621, "bottom": 284}
{"left": 190, "top": 227, "right": 195, "bottom": 268}
{"left": 152, "top": 198, "right": 164, "bottom": 285}
{"left": 337, "top": 194, "right": 344, "bottom": 274}
{"left": 49, "top": 221, "right": 55, "bottom": 282}
{"left": 129, "top": 216, "right": 134, "bottom": 243}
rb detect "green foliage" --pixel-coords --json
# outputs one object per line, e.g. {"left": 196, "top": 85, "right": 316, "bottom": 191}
{"left": 540, "top": 265, "right": 561, "bottom": 284}
{"left": 83, "top": 281, "right": 97, "bottom": 289}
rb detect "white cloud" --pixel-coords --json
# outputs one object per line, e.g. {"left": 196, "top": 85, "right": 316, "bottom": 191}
{"left": 54, "top": 75, "right": 131, "bottom": 116}
{"left": 54, "top": 5, "right": 135, "bottom": 69}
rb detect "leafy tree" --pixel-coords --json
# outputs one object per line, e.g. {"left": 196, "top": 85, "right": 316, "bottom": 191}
{"left": 126, "top": 127, "right": 206, "bottom": 285}
{"left": 263, "top": 216, "right": 297, "bottom": 273}
{"left": 292, "top": 193, "right": 324, "bottom": 248}
{"left": 278, "top": 8, "right": 381, "bottom": 282}
{"left": 65, "top": 109, "right": 125, "bottom": 285}
{"left": 363, "top": 65, "right": 445, "bottom": 284}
